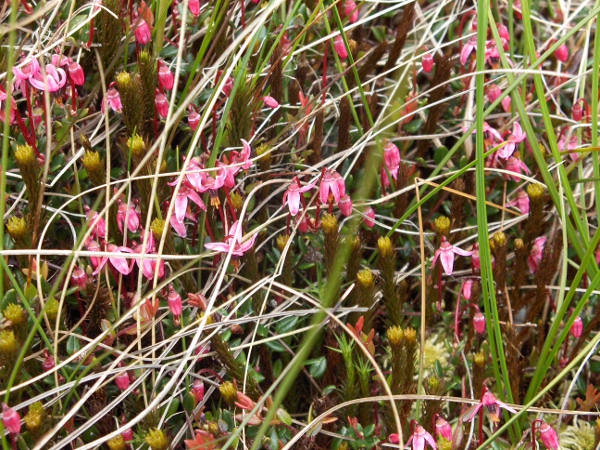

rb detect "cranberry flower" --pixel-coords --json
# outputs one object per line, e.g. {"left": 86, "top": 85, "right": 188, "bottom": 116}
{"left": 343, "top": 0, "right": 359, "bottom": 23}
{"left": 432, "top": 236, "right": 473, "bottom": 275}
{"left": 93, "top": 243, "right": 134, "bottom": 276}
{"left": 381, "top": 140, "right": 401, "bottom": 187}
{"left": 29, "top": 64, "right": 67, "bottom": 92}
{"left": 434, "top": 415, "right": 452, "bottom": 441}
{"left": 461, "top": 35, "right": 478, "bottom": 65}
{"left": 13, "top": 58, "right": 40, "bottom": 93}
{"left": 334, "top": 35, "right": 348, "bottom": 60}
{"left": 2, "top": 404, "right": 21, "bottom": 435}
{"left": 205, "top": 221, "right": 257, "bottom": 256}
{"left": 117, "top": 200, "right": 141, "bottom": 233}
{"left": 283, "top": 177, "right": 318, "bottom": 216}
{"left": 498, "top": 122, "right": 526, "bottom": 159}
{"left": 505, "top": 156, "right": 531, "bottom": 181}
{"left": 135, "top": 18, "right": 152, "bottom": 45}
{"left": 158, "top": 60, "right": 174, "bottom": 90}
{"left": 507, "top": 190, "right": 530, "bottom": 215}
{"left": 406, "top": 421, "right": 436, "bottom": 450}
{"left": 104, "top": 87, "right": 122, "bottom": 112}
{"left": 319, "top": 168, "right": 346, "bottom": 205}
{"left": 462, "top": 387, "right": 517, "bottom": 423}
{"left": 173, "top": 184, "right": 206, "bottom": 223}
{"left": 532, "top": 419, "right": 559, "bottom": 450}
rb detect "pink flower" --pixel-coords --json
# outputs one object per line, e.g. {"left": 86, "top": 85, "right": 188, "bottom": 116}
{"left": 319, "top": 169, "right": 345, "bottom": 205}
{"left": 86, "top": 239, "right": 102, "bottom": 270}
{"left": 473, "top": 312, "right": 486, "bottom": 334}
{"left": 188, "top": 0, "right": 200, "bottom": 15}
{"left": 158, "top": 61, "right": 174, "bottom": 90}
{"left": 383, "top": 140, "right": 401, "bottom": 179}
{"left": 283, "top": 177, "right": 318, "bottom": 216}
{"left": 42, "top": 349, "right": 55, "bottom": 372}
{"left": 167, "top": 284, "right": 183, "bottom": 317}
{"left": 527, "top": 236, "right": 546, "bottom": 273}
{"left": 498, "top": 24, "right": 510, "bottom": 43}
{"left": 461, "top": 35, "right": 478, "bottom": 65}
{"left": 432, "top": 236, "right": 473, "bottom": 275}
{"left": 117, "top": 200, "right": 140, "bottom": 233}
{"left": 85, "top": 206, "right": 106, "bottom": 239}
{"left": 498, "top": 122, "right": 526, "bottom": 159}
{"left": 558, "top": 128, "right": 578, "bottom": 161}
{"left": 339, "top": 194, "right": 353, "bottom": 217}
{"left": 538, "top": 421, "right": 559, "bottom": 449}
{"left": 388, "top": 433, "right": 400, "bottom": 444}
{"left": 132, "top": 240, "right": 165, "bottom": 280}
{"left": 169, "top": 206, "right": 197, "bottom": 238}
{"left": 505, "top": 156, "right": 531, "bottom": 181}
{"left": 507, "top": 190, "right": 530, "bottom": 215}
{"left": 334, "top": 35, "right": 348, "bottom": 60}
{"left": 0, "top": 85, "right": 16, "bottom": 124}
{"left": 104, "top": 87, "right": 122, "bottom": 112}
{"left": 263, "top": 95, "right": 279, "bottom": 108}
{"left": 188, "top": 107, "right": 200, "bottom": 130}
{"left": 155, "top": 91, "right": 169, "bottom": 117}
{"left": 363, "top": 206, "right": 375, "bottom": 228}
{"left": 406, "top": 423, "right": 436, "bottom": 450}
{"left": 135, "top": 18, "right": 152, "bottom": 45}
{"left": 68, "top": 61, "right": 85, "bottom": 86}
{"left": 205, "top": 220, "right": 257, "bottom": 256}
{"left": 343, "top": 0, "right": 359, "bottom": 23}
{"left": 422, "top": 52, "right": 434, "bottom": 73}
{"left": 29, "top": 64, "right": 67, "bottom": 92}
{"left": 93, "top": 243, "right": 134, "bottom": 276}
{"left": 173, "top": 184, "right": 206, "bottom": 223}
{"left": 2, "top": 404, "right": 21, "bottom": 435}
{"left": 434, "top": 415, "right": 452, "bottom": 441}
{"left": 115, "top": 371, "right": 131, "bottom": 390}
{"left": 570, "top": 316, "right": 583, "bottom": 338}
{"left": 462, "top": 387, "right": 517, "bottom": 423}
{"left": 554, "top": 43, "right": 569, "bottom": 63}
{"left": 13, "top": 58, "right": 40, "bottom": 93}
{"left": 51, "top": 54, "right": 70, "bottom": 67}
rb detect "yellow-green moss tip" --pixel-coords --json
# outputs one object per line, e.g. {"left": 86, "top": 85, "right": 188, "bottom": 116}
{"left": 276, "top": 234, "right": 290, "bottom": 252}
{"left": 15, "top": 144, "right": 36, "bottom": 166}
{"left": 150, "top": 218, "right": 166, "bottom": 239}
{"left": 434, "top": 216, "right": 451, "bottom": 236}
{"left": 208, "top": 422, "right": 219, "bottom": 436}
{"left": 230, "top": 192, "right": 244, "bottom": 211}
{"left": 387, "top": 326, "right": 403, "bottom": 346}
{"left": 45, "top": 298, "right": 60, "bottom": 323}
{"left": 144, "top": 428, "right": 168, "bottom": 450}
{"left": 321, "top": 214, "right": 338, "bottom": 234}
{"left": 219, "top": 381, "right": 238, "bottom": 405}
{"left": 6, "top": 216, "right": 27, "bottom": 241}
{"left": 492, "top": 231, "right": 506, "bottom": 248}
{"left": 356, "top": 269, "right": 374, "bottom": 288}
{"left": 377, "top": 236, "right": 394, "bottom": 259}
{"left": 128, "top": 134, "right": 146, "bottom": 159}
{"left": 526, "top": 183, "right": 545, "bottom": 201}
{"left": 24, "top": 402, "right": 45, "bottom": 433}
{"left": 404, "top": 327, "right": 417, "bottom": 344}
{"left": 438, "top": 438, "right": 452, "bottom": 450}
{"left": 82, "top": 150, "right": 103, "bottom": 173}
{"left": 0, "top": 330, "right": 17, "bottom": 355}
{"left": 116, "top": 71, "right": 132, "bottom": 89}
{"left": 514, "top": 238, "right": 524, "bottom": 250}
{"left": 3, "top": 304, "right": 25, "bottom": 327}
{"left": 107, "top": 435, "right": 126, "bottom": 450}
{"left": 474, "top": 352, "right": 485, "bottom": 367}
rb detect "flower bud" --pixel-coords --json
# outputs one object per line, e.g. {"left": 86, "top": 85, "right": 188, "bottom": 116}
{"left": 422, "top": 53, "right": 434, "bottom": 73}
{"left": 188, "top": 107, "right": 200, "bottom": 130}
{"left": 71, "top": 266, "right": 89, "bottom": 289}
{"left": 188, "top": 0, "right": 200, "bottom": 15}
{"left": 155, "top": 92, "right": 169, "bottom": 118}
{"left": 263, "top": 96, "right": 279, "bottom": 108}
{"left": 2, "top": 404, "right": 21, "bottom": 435}
{"left": 501, "top": 95, "right": 512, "bottom": 112}
{"left": 570, "top": 316, "right": 583, "bottom": 338}
{"left": 339, "top": 194, "right": 353, "bottom": 217}
{"left": 473, "top": 312, "right": 486, "bottom": 334}
{"left": 168, "top": 285, "right": 183, "bottom": 317}
{"left": 68, "top": 61, "right": 85, "bottom": 86}
{"left": 554, "top": 43, "right": 569, "bottom": 63}
{"left": 539, "top": 421, "right": 559, "bottom": 450}
{"left": 157, "top": 61, "right": 174, "bottom": 90}
{"left": 363, "top": 206, "right": 375, "bottom": 228}
{"left": 487, "top": 83, "right": 501, "bottom": 103}
{"left": 435, "top": 416, "right": 453, "bottom": 441}
{"left": 42, "top": 349, "right": 55, "bottom": 372}
{"left": 334, "top": 35, "right": 348, "bottom": 60}
{"left": 191, "top": 380, "right": 205, "bottom": 404}
{"left": 104, "top": 87, "right": 122, "bottom": 112}
{"left": 115, "top": 371, "right": 131, "bottom": 391}
{"left": 572, "top": 102, "right": 583, "bottom": 121}
{"left": 135, "top": 18, "right": 152, "bottom": 45}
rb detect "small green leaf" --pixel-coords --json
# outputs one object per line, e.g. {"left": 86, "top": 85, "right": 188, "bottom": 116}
{"left": 306, "top": 356, "right": 327, "bottom": 378}
{"left": 66, "top": 335, "right": 81, "bottom": 355}
{"left": 276, "top": 408, "right": 292, "bottom": 426}
{"left": 265, "top": 339, "right": 285, "bottom": 352}
{"left": 275, "top": 316, "right": 298, "bottom": 335}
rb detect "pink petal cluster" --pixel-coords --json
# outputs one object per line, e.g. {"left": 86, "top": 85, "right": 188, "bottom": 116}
{"left": 507, "top": 190, "right": 530, "bottom": 215}
{"left": 432, "top": 236, "right": 473, "bottom": 275}
{"left": 498, "top": 122, "right": 526, "bottom": 159}
{"left": 205, "top": 220, "right": 257, "bottom": 256}
{"left": 158, "top": 60, "right": 174, "bottom": 90}
{"left": 405, "top": 423, "right": 436, "bottom": 450}
{"left": 334, "top": 35, "right": 348, "bottom": 60}
{"left": 283, "top": 177, "right": 318, "bottom": 216}
{"left": 505, "top": 156, "right": 531, "bottom": 182}
{"left": 319, "top": 168, "right": 346, "bottom": 205}
{"left": 135, "top": 18, "right": 152, "bottom": 45}
{"left": 462, "top": 387, "right": 517, "bottom": 423}
{"left": 381, "top": 140, "right": 401, "bottom": 187}
{"left": 117, "top": 199, "right": 141, "bottom": 233}
{"left": 2, "top": 404, "right": 21, "bottom": 435}
{"left": 539, "top": 421, "right": 560, "bottom": 449}
{"left": 527, "top": 236, "right": 546, "bottom": 273}
{"left": 343, "top": 0, "right": 359, "bottom": 23}
{"left": 167, "top": 284, "right": 183, "bottom": 317}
